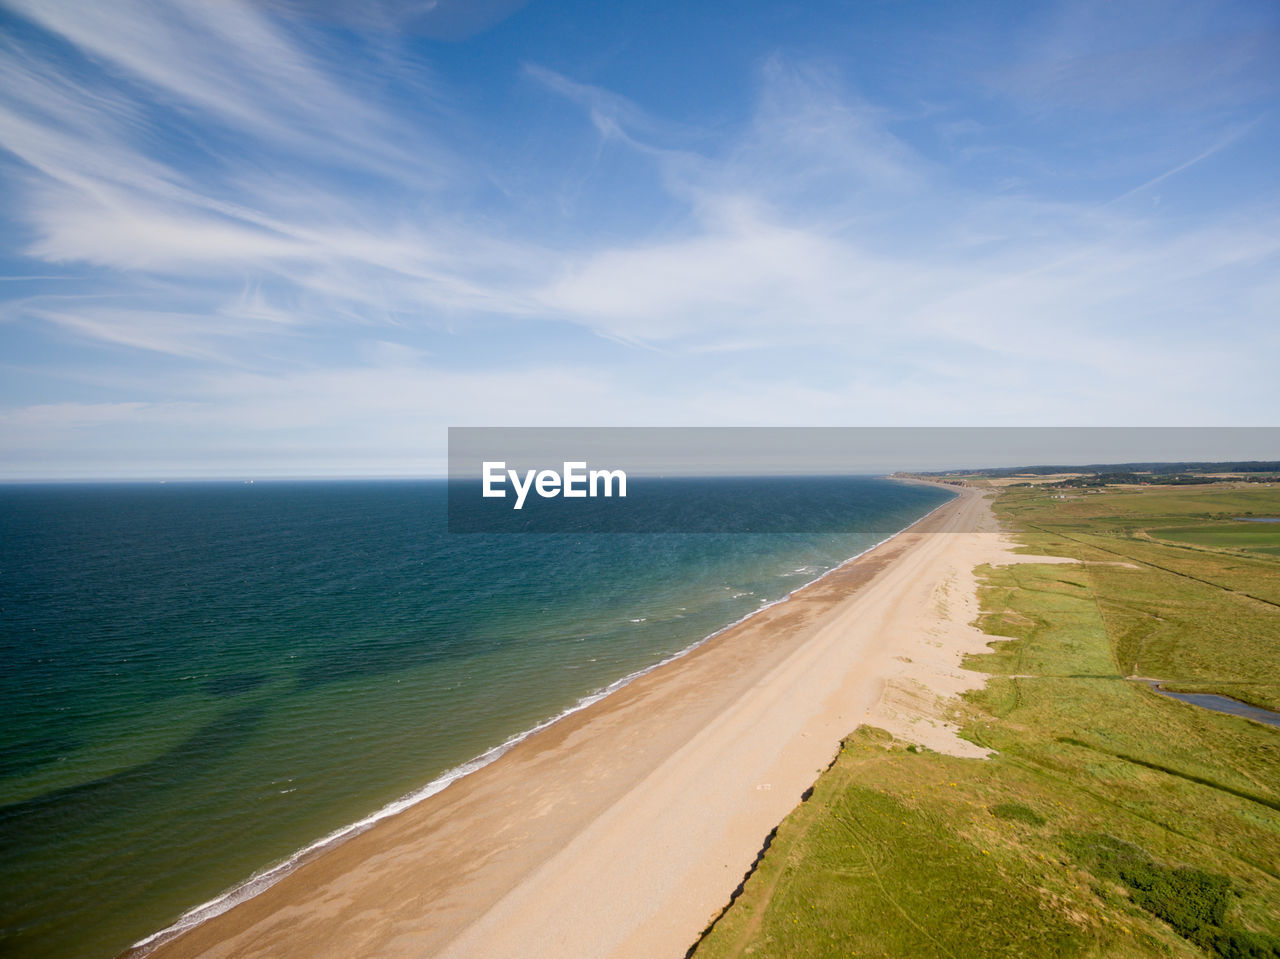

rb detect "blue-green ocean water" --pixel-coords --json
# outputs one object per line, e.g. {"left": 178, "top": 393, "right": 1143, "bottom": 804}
{"left": 0, "top": 478, "right": 951, "bottom": 959}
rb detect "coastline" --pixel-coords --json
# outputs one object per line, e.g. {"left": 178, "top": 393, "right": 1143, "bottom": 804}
{"left": 139, "top": 482, "right": 970, "bottom": 959}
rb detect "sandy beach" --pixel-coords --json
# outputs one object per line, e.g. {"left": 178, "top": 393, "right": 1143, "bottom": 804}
{"left": 143, "top": 482, "right": 1030, "bottom": 959}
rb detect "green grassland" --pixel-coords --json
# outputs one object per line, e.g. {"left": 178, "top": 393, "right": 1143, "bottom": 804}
{"left": 1147, "top": 525, "right": 1280, "bottom": 558}
{"left": 691, "top": 483, "right": 1280, "bottom": 959}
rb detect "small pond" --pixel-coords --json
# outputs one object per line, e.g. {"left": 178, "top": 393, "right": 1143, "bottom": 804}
{"left": 1140, "top": 680, "right": 1280, "bottom": 729}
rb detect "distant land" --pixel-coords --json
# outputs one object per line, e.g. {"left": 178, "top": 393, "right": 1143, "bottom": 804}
{"left": 901, "top": 460, "right": 1280, "bottom": 488}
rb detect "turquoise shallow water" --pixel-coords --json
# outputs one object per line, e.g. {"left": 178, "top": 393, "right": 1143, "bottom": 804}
{"left": 0, "top": 478, "right": 951, "bottom": 959}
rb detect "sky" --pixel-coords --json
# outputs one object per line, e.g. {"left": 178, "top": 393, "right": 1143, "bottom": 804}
{"left": 0, "top": 0, "right": 1277, "bottom": 479}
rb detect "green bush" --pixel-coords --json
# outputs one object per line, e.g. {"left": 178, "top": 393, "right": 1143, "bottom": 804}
{"left": 1063, "top": 832, "right": 1272, "bottom": 958}
{"left": 1118, "top": 861, "right": 1231, "bottom": 938}
{"left": 989, "top": 802, "right": 1046, "bottom": 826}
{"left": 1202, "top": 928, "right": 1280, "bottom": 959}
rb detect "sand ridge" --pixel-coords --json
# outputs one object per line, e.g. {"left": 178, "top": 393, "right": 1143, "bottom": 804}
{"left": 143, "top": 483, "right": 1041, "bottom": 959}
{"left": 865, "top": 489, "right": 1079, "bottom": 757}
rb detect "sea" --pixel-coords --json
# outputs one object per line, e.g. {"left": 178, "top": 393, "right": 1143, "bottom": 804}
{"left": 0, "top": 477, "right": 952, "bottom": 959}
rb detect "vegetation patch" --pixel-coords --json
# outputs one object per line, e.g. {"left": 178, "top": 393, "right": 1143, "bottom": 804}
{"left": 693, "top": 732, "right": 1113, "bottom": 959}
{"left": 1065, "top": 833, "right": 1280, "bottom": 958}
{"left": 1148, "top": 524, "right": 1280, "bottom": 557}
{"left": 990, "top": 802, "right": 1046, "bottom": 826}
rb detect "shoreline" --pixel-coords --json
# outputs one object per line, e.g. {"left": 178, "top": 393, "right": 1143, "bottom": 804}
{"left": 129, "top": 482, "right": 956, "bottom": 956}
{"left": 141, "top": 481, "right": 973, "bottom": 959}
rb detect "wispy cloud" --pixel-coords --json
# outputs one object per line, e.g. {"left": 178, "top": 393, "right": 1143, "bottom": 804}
{"left": 5, "top": 0, "right": 408, "bottom": 166}
{"left": 998, "top": 1, "right": 1279, "bottom": 115}
{"left": 0, "top": 0, "right": 551, "bottom": 364}
{"left": 532, "top": 57, "right": 1279, "bottom": 386}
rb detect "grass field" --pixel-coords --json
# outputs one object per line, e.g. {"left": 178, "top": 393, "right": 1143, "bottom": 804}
{"left": 1147, "top": 525, "right": 1280, "bottom": 557}
{"left": 691, "top": 483, "right": 1280, "bottom": 959}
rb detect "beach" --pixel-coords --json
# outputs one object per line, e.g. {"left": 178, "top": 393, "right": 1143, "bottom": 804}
{"left": 142, "top": 482, "right": 1013, "bottom": 959}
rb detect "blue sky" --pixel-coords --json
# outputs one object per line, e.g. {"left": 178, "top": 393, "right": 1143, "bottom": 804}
{"left": 0, "top": 0, "right": 1277, "bottom": 478}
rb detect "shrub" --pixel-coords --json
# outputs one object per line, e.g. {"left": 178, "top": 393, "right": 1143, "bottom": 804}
{"left": 1201, "top": 928, "right": 1280, "bottom": 959}
{"left": 1061, "top": 832, "right": 1273, "bottom": 958}
{"left": 989, "top": 802, "right": 1046, "bottom": 826}
{"left": 1118, "top": 861, "right": 1231, "bottom": 939}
